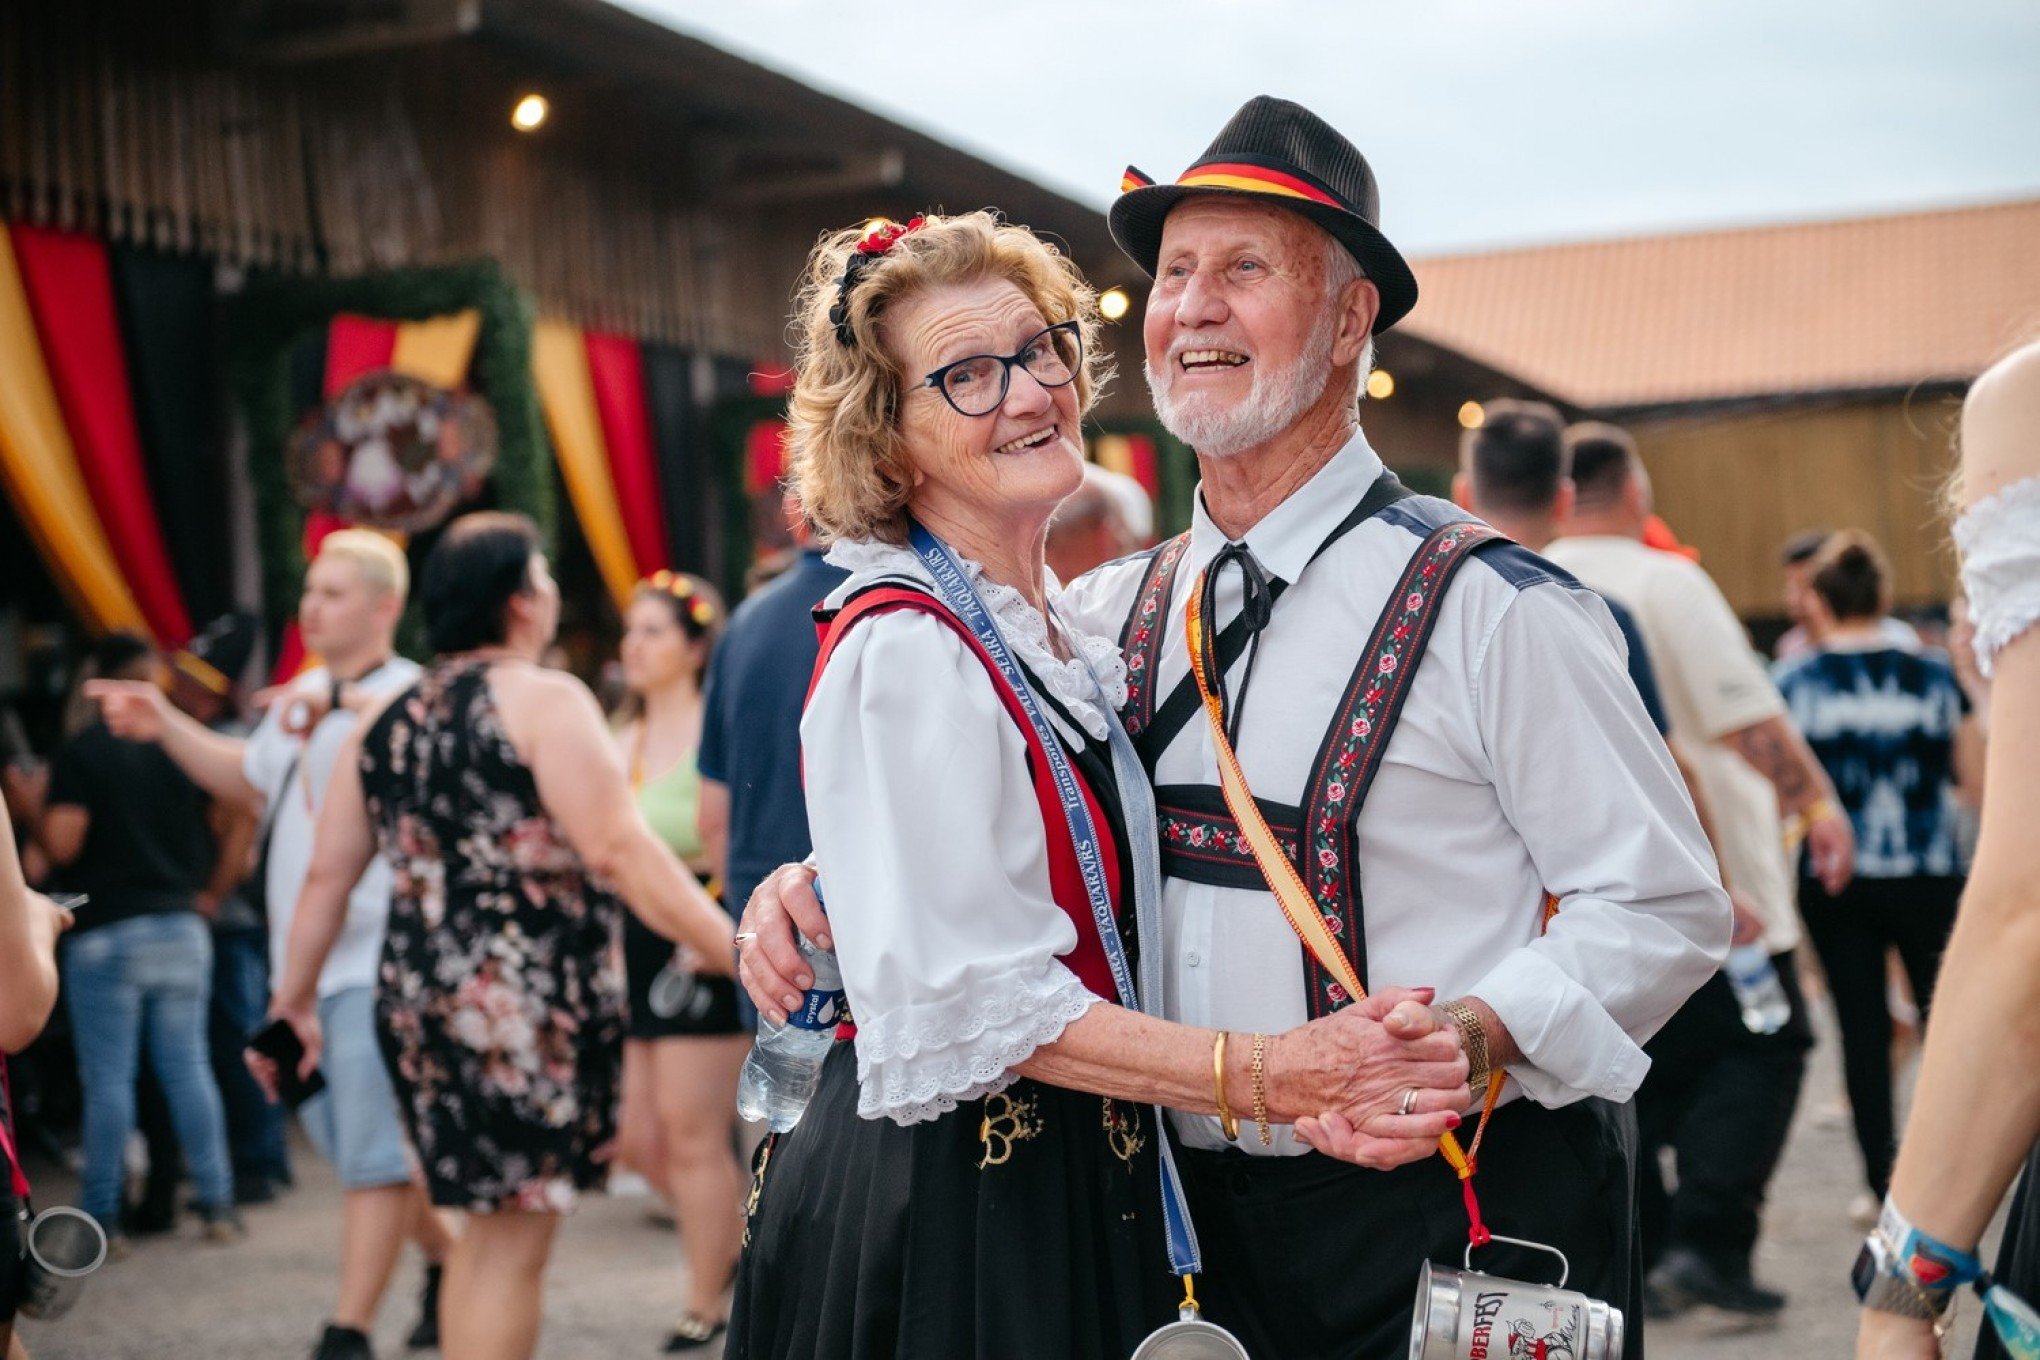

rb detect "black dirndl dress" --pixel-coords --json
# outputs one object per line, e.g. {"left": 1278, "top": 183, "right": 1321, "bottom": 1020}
{"left": 726, "top": 600, "right": 1175, "bottom": 1360}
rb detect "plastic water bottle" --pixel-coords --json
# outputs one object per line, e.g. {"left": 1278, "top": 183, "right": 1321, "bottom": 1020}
{"left": 1725, "top": 941, "right": 1790, "bottom": 1035}
{"left": 736, "top": 923, "right": 844, "bottom": 1132}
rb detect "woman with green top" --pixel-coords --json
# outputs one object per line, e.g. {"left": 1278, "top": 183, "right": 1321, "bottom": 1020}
{"left": 612, "top": 571, "right": 746, "bottom": 1352}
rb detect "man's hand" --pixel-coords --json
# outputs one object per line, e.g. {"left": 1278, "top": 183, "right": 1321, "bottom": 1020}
{"left": 83, "top": 679, "right": 169, "bottom": 743}
{"left": 1806, "top": 807, "right": 1856, "bottom": 896}
{"left": 1279, "top": 987, "right": 1471, "bottom": 1170}
{"left": 737, "top": 863, "right": 831, "bottom": 1025}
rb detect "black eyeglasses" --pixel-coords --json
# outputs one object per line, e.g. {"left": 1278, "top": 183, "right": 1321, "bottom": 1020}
{"left": 921, "top": 321, "right": 1083, "bottom": 417}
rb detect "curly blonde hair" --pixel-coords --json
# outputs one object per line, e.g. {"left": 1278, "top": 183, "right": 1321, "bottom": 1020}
{"left": 787, "top": 210, "right": 1108, "bottom": 544}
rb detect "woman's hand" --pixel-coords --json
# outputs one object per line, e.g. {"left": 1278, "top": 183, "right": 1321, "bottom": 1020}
{"left": 737, "top": 863, "right": 831, "bottom": 1025}
{"left": 1855, "top": 1309, "right": 1941, "bottom": 1359}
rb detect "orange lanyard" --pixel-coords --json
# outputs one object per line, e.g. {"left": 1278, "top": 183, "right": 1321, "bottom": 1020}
{"left": 1184, "top": 569, "right": 1506, "bottom": 1222}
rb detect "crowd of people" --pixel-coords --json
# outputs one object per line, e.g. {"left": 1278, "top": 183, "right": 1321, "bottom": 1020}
{"left": 0, "top": 92, "right": 2036, "bottom": 1360}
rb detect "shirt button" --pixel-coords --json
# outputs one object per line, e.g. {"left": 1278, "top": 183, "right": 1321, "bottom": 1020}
{"left": 1186, "top": 951, "right": 1202, "bottom": 967}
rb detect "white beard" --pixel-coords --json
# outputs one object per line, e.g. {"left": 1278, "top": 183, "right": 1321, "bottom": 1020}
{"left": 1145, "top": 307, "right": 1344, "bottom": 459}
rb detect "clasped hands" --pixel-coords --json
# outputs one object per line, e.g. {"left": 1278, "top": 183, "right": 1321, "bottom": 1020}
{"left": 737, "top": 864, "right": 1472, "bottom": 1171}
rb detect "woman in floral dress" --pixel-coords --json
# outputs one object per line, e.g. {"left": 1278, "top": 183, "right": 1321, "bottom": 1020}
{"left": 271, "top": 512, "right": 737, "bottom": 1360}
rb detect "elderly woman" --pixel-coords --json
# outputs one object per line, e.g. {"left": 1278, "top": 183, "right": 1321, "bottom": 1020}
{"left": 271, "top": 513, "right": 737, "bottom": 1360}
{"left": 727, "top": 212, "right": 1468, "bottom": 1360}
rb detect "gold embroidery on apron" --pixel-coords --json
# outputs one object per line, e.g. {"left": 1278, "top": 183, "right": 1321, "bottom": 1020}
{"left": 1101, "top": 1098, "right": 1146, "bottom": 1166}
{"left": 741, "top": 1133, "right": 776, "bottom": 1246}
{"left": 977, "top": 1090, "right": 1043, "bottom": 1169}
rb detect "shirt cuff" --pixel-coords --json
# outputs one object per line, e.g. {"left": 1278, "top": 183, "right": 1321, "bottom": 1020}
{"left": 849, "top": 957, "right": 1100, "bottom": 1126}
{"left": 1469, "top": 949, "right": 1652, "bottom": 1107}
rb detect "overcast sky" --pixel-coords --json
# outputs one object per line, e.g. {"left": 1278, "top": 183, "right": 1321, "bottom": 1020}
{"left": 619, "top": 0, "right": 2039, "bottom": 257}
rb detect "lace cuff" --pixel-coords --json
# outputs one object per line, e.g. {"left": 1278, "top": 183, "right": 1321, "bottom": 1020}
{"left": 1955, "top": 474, "right": 2040, "bottom": 677}
{"left": 850, "top": 958, "right": 1101, "bottom": 1125}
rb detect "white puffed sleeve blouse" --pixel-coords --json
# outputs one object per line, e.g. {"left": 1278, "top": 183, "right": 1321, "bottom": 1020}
{"left": 801, "top": 540, "right": 1129, "bottom": 1126}
{"left": 1956, "top": 474, "right": 2040, "bottom": 676}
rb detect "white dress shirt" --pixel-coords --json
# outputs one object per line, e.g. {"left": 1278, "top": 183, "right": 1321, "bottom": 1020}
{"left": 1061, "top": 434, "right": 1730, "bottom": 1154}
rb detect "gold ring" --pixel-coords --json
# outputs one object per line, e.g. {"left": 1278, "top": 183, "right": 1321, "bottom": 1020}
{"left": 1398, "top": 1087, "right": 1419, "bottom": 1117}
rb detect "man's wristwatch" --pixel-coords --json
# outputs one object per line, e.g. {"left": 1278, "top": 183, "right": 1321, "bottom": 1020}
{"left": 1440, "top": 1000, "right": 1490, "bottom": 1092}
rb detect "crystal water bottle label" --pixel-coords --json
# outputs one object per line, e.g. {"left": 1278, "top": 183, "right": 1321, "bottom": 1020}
{"left": 785, "top": 986, "right": 845, "bottom": 1032}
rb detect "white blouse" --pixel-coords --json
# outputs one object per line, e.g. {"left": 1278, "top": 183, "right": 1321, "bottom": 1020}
{"left": 803, "top": 540, "right": 1129, "bottom": 1125}
{"left": 1955, "top": 474, "right": 2040, "bottom": 676}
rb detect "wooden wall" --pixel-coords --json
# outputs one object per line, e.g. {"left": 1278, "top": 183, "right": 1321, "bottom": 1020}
{"left": 1632, "top": 394, "right": 1964, "bottom": 619}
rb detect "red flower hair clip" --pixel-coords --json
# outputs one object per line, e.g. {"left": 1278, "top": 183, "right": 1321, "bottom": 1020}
{"left": 855, "top": 216, "right": 926, "bottom": 257}
{"left": 832, "top": 216, "right": 929, "bottom": 348}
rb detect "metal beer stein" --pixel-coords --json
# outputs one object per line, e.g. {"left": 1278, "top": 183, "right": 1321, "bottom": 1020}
{"left": 1410, "top": 1237, "right": 1623, "bottom": 1360}
{"left": 18, "top": 1204, "right": 108, "bottom": 1322}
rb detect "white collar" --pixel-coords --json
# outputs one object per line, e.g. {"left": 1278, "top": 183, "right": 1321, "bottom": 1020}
{"left": 822, "top": 538, "right": 1128, "bottom": 741}
{"left": 1187, "top": 431, "right": 1387, "bottom": 583}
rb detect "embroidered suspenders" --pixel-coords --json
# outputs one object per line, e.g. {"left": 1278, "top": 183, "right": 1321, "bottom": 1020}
{"left": 1122, "top": 497, "right": 1504, "bottom": 1018}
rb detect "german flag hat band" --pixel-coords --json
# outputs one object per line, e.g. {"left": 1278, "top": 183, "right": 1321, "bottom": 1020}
{"left": 1108, "top": 96, "right": 1417, "bottom": 333}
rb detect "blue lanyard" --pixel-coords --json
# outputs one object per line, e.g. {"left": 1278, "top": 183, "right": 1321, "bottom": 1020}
{"left": 908, "top": 521, "right": 1203, "bottom": 1279}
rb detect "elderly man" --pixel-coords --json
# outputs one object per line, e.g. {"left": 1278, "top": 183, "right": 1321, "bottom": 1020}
{"left": 744, "top": 97, "right": 1727, "bottom": 1358}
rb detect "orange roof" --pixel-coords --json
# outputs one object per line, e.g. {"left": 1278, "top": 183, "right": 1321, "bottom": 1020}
{"left": 1405, "top": 198, "right": 2040, "bottom": 411}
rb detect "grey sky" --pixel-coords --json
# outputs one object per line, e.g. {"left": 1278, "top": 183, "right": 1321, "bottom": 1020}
{"left": 619, "top": 0, "right": 2040, "bottom": 256}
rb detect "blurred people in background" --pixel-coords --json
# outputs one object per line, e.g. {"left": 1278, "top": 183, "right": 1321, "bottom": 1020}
{"left": 1853, "top": 339, "right": 2040, "bottom": 1360}
{"left": 1775, "top": 530, "right": 1920, "bottom": 663}
{"left": 1772, "top": 532, "right": 1967, "bottom": 1210}
{"left": 268, "top": 513, "right": 735, "bottom": 1360}
{"left": 1045, "top": 462, "right": 1141, "bottom": 585}
{"left": 1550, "top": 422, "right": 1854, "bottom": 1317}
{"left": 90, "top": 531, "right": 448, "bottom": 1360}
{"left": 698, "top": 503, "right": 847, "bottom": 948}
{"left": 38, "top": 632, "right": 239, "bottom": 1255}
{"left": 610, "top": 571, "right": 749, "bottom": 1353}
{"left": 168, "top": 612, "right": 291, "bottom": 1206}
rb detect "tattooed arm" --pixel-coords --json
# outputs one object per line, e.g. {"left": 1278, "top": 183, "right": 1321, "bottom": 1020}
{"left": 1720, "top": 714, "right": 1854, "bottom": 893}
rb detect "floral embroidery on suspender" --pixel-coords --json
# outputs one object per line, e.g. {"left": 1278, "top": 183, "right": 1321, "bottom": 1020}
{"left": 1119, "top": 533, "right": 1190, "bottom": 738}
{"left": 1295, "top": 520, "right": 1499, "bottom": 1017}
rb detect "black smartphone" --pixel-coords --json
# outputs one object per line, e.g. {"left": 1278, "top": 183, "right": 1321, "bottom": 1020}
{"left": 246, "top": 1018, "right": 327, "bottom": 1109}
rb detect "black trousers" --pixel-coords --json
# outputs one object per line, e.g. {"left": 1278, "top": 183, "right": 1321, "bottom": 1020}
{"left": 1636, "top": 952, "right": 1811, "bottom": 1277}
{"left": 1177, "top": 1096, "right": 1641, "bottom": 1360}
{"left": 1800, "top": 874, "right": 1962, "bottom": 1198}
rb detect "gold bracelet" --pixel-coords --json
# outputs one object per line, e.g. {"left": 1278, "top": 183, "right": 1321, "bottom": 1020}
{"left": 1789, "top": 797, "right": 1840, "bottom": 843}
{"left": 1250, "top": 1033, "right": 1272, "bottom": 1147}
{"left": 1212, "top": 1030, "right": 1239, "bottom": 1142}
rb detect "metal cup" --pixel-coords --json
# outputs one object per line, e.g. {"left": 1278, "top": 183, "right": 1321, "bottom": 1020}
{"left": 18, "top": 1205, "right": 109, "bottom": 1321}
{"left": 1410, "top": 1238, "right": 1622, "bottom": 1360}
{"left": 1130, "top": 1302, "right": 1252, "bottom": 1359}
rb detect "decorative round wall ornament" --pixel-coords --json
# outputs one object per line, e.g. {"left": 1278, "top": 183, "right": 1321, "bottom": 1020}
{"left": 287, "top": 370, "right": 497, "bottom": 533}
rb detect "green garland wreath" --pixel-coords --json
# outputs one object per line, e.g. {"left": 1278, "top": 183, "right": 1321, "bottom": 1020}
{"left": 227, "top": 259, "right": 551, "bottom": 651}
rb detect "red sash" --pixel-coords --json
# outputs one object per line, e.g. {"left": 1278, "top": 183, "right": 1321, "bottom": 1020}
{"left": 1, "top": 1056, "right": 29, "bottom": 1200}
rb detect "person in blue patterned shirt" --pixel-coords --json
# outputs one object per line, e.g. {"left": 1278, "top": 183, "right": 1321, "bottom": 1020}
{"left": 1771, "top": 530, "right": 1967, "bottom": 1205}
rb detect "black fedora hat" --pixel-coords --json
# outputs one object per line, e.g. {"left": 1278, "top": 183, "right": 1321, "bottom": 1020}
{"left": 1109, "top": 95, "right": 1417, "bottom": 333}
